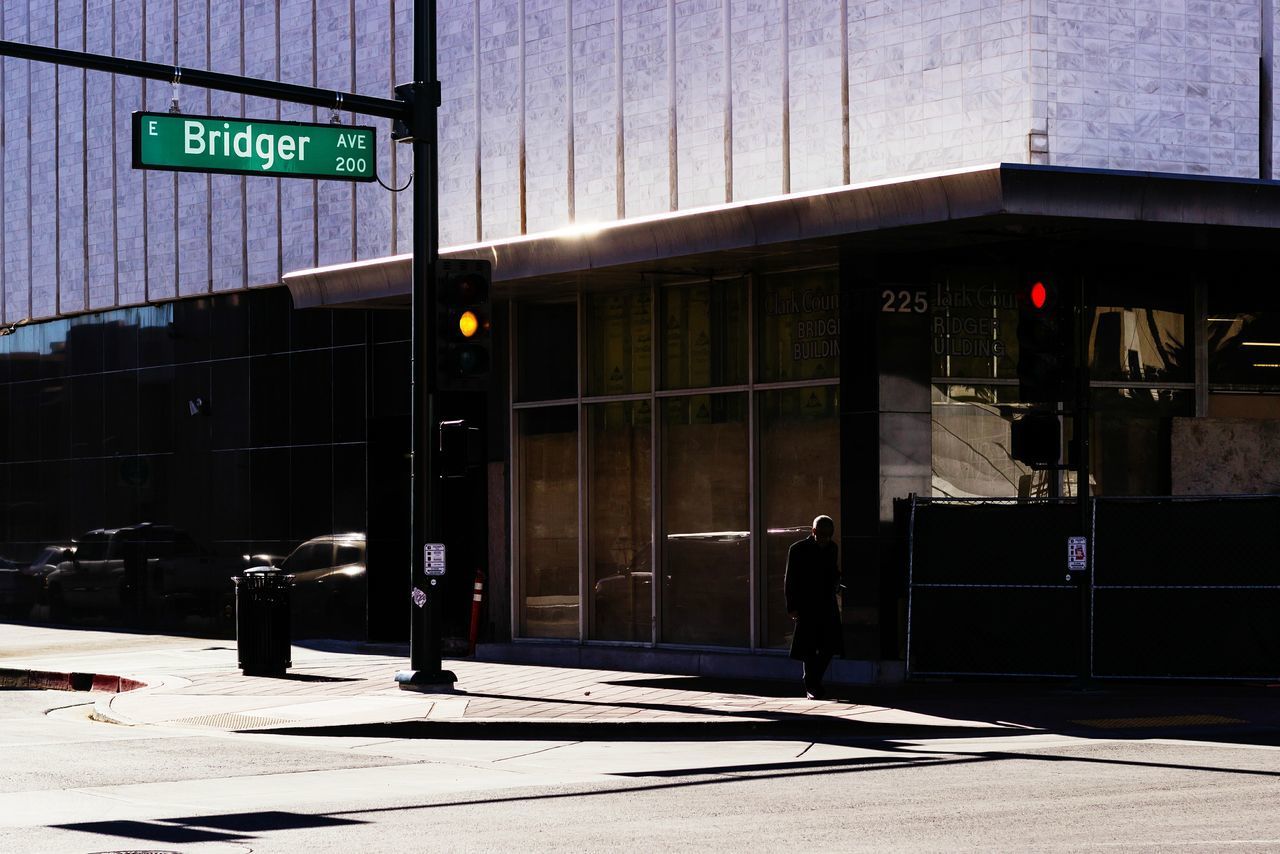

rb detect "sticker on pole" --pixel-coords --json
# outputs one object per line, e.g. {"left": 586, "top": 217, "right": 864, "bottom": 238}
{"left": 424, "top": 543, "right": 446, "bottom": 577}
{"left": 411, "top": 587, "right": 427, "bottom": 608}
{"left": 1067, "top": 536, "right": 1088, "bottom": 572}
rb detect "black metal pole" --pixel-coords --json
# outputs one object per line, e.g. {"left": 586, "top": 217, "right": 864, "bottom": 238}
{"left": 0, "top": 39, "right": 404, "bottom": 119}
{"left": 396, "top": 0, "right": 455, "bottom": 690}
{"left": 1076, "top": 273, "right": 1091, "bottom": 684}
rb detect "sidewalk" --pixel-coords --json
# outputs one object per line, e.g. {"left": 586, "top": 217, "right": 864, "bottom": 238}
{"left": 2, "top": 622, "right": 1278, "bottom": 742}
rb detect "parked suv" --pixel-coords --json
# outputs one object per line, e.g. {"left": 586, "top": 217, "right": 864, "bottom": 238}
{"left": 45, "top": 524, "right": 243, "bottom": 632}
{"left": 246, "top": 533, "right": 366, "bottom": 638}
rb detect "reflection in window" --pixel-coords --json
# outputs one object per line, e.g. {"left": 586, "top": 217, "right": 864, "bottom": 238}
{"left": 1208, "top": 311, "right": 1280, "bottom": 389}
{"left": 661, "top": 394, "right": 749, "bottom": 646}
{"left": 660, "top": 281, "right": 747, "bottom": 390}
{"left": 758, "top": 270, "right": 840, "bottom": 383}
{"left": 931, "top": 384, "right": 1047, "bottom": 498}
{"left": 1091, "top": 388, "right": 1191, "bottom": 496}
{"left": 585, "top": 290, "right": 652, "bottom": 395}
{"left": 1089, "top": 306, "right": 1188, "bottom": 383}
{"left": 519, "top": 407, "right": 579, "bottom": 638}
{"left": 588, "top": 401, "right": 652, "bottom": 642}
{"left": 760, "top": 387, "right": 840, "bottom": 649}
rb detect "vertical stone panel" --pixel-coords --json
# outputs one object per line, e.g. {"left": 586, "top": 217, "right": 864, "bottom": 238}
{"left": 438, "top": 0, "right": 478, "bottom": 247}
{"left": 114, "top": 0, "right": 146, "bottom": 306}
{"left": 479, "top": 0, "right": 522, "bottom": 239}
{"left": 209, "top": 0, "right": 246, "bottom": 292}
{"left": 789, "top": 0, "right": 843, "bottom": 192}
{"left": 29, "top": 8, "right": 59, "bottom": 317}
{"left": 177, "top": 0, "right": 210, "bottom": 297}
{"left": 144, "top": 0, "right": 177, "bottom": 302}
{"left": 394, "top": 0, "right": 413, "bottom": 253}
{"left": 355, "top": 0, "right": 395, "bottom": 258}
{"left": 86, "top": 0, "right": 117, "bottom": 310}
{"left": 675, "top": 0, "right": 727, "bottom": 209}
{"left": 243, "top": 0, "right": 280, "bottom": 287}
{"left": 731, "top": 0, "right": 783, "bottom": 201}
{"left": 525, "top": 0, "right": 569, "bottom": 233}
{"left": 570, "top": 0, "right": 618, "bottom": 226}
{"left": 316, "top": 0, "right": 355, "bottom": 266}
{"left": 622, "top": 0, "right": 671, "bottom": 217}
{"left": 279, "top": 0, "right": 317, "bottom": 275}
{"left": 57, "top": 0, "right": 87, "bottom": 315}
{"left": 3, "top": 6, "right": 31, "bottom": 323}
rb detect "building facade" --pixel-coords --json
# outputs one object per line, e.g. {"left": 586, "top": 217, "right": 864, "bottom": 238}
{"left": 4, "top": 1, "right": 1280, "bottom": 676}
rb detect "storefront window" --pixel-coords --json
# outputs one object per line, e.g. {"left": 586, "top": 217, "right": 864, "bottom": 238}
{"left": 660, "top": 280, "right": 747, "bottom": 390}
{"left": 760, "top": 387, "right": 840, "bottom": 649}
{"left": 1089, "top": 287, "right": 1190, "bottom": 384}
{"left": 518, "top": 406, "right": 579, "bottom": 638}
{"left": 1207, "top": 285, "right": 1280, "bottom": 389}
{"left": 1091, "top": 388, "right": 1191, "bottom": 496}
{"left": 930, "top": 384, "right": 1046, "bottom": 498}
{"left": 660, "top": 393, "right": 749, "bottom": 646}
{"left": 585, "top": 290, "right": 653, "bottom": 396}
{"left": 930, "top": 272, "right": 1020, "bottom": 380}
{"left": 588, "top": 401, "right": 652, "bottom": 642}
{"left": 517, "top": 301, "right": 577, "bottom": 402}
{"left": 757, "top": 270, "right": 840, "bottom": 383}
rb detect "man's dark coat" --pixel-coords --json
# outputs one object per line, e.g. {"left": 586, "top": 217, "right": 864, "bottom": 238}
{"left": 784, "top": 535, "right": 844, "bottom": 661}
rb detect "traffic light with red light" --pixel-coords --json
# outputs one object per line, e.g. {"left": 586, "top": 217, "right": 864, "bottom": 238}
{"left": 1017, "top": 276, "right": 1074, "bottom": 403}
{"left": 436, "top": 258, "right": 492, "bottom": 391}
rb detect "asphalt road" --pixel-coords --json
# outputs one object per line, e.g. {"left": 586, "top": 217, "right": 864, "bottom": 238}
{"left": 3, "top": 689, "right": 1280, "bottom": 853}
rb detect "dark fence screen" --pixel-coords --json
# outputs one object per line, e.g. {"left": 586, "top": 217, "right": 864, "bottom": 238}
{"left": 908, "top": 496, "right": 1280, "bottom": 681}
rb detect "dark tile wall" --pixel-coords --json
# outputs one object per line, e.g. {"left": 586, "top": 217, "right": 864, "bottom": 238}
{"left": 0, "top": 288, "right": 412, "bottom": 639}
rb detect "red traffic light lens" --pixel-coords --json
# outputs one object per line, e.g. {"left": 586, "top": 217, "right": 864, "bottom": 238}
{"left": 1030, "top": 281, "right": 1047, "bottom": 309}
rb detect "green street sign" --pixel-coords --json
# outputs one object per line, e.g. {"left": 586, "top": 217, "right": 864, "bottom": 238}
{"left": 132, "top": 112, "right": 376, "bottom": 181}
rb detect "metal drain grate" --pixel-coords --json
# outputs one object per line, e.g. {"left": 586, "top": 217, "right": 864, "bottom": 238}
{"left": 169, "top": 712, "right": 291, "bottom": 729}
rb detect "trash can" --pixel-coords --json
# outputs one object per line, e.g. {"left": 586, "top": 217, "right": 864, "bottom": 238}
{"left": 232, "top": 573, "right": 293, "bottom": 676}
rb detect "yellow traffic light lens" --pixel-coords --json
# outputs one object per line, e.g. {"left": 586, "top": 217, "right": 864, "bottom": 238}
{"left": 458, "top": 310, "right": 479, "bottom": 338}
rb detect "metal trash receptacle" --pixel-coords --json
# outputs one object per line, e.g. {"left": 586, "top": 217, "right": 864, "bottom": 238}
{"left": 232, "top": 572, "right": 293, "bottom": 676}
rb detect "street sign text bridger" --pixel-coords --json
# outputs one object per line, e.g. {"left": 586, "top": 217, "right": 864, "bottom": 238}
{"left": 132, "top": 112, "right": 376, "bottom": 181}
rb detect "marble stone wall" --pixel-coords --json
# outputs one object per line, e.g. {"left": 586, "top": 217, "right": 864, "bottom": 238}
{"left": 2, "top": 0, "right": 1278, "bottom": 322}
{"left": 1172, "top": 417, "right": 1280, "bottom": 495}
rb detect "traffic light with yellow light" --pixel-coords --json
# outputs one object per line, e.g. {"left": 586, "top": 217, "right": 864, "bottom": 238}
{"left": 436, "top": 258, "right": 492, "bottom": 391}
{"left": 1017, "top": 276, "right": 1074, "bottom": 404}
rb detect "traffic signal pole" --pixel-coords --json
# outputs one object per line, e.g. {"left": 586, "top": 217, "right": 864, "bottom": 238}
{"left": 2, "top": 3, "right": 454, "bottom": 688}
{"left": 396, "top": 0, "right": 456, "bottom": 690}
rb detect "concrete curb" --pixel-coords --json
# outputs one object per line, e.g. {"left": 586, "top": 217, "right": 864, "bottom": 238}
{"left": 0, "top": 666, "right": 147, "bottom": 694}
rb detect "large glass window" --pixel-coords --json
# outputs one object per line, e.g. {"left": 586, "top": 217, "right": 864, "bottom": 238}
{"left": 760, "top": 387, "right": 840, "bottom": 649}
{"left": 758, "top": 270, "right": 840, "bottom": 382}
{"left": 930, "top": 272, "right": 1020, "bottom": 381}
{"left": 588, "top": 401, "right": 652, "bottom": 642}
{"left": 660, "top": 280, "right": 747, "bottom": 390}
{"left": 930, "top": 383, "right": 1047, "bottom": 498}
{"left": 660, "top": 394, "right": 750, "bottom": 647}
{"left": 1089, "top": 287, "right": 1190, "bottom": 384}
{"left": 585, "top": 290, "right": 652, "bottom": 395}
{"left": 1207, "top": 285, "right": 1280, "bottom": 389}
{"left": 518, "top": 406, "right": 579, "bottom": 638}
{"left": 1091, "top": 388, "right": 1192, "bottom": 496}
{"left": 517, "top": 301, "right": 577, "bottom": 402}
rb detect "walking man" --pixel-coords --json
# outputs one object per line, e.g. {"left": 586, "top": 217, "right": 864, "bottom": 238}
{"left": 785, "top": 515, "right": 843, "bottom": 699}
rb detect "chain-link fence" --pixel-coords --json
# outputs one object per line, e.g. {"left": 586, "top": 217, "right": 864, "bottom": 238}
{"left": 907, "top": 495, "right": 1280, "bottom": 681}
{"left": 907, "top": 497, "right": 1083, "bottom": 678}
{"left": 1093, "top": 496, "right": 1280, "bottom": 680}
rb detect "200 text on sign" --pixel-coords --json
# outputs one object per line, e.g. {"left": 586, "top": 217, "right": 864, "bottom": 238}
{"left": 132, "top": 112, "right": 377, "bottom": 182}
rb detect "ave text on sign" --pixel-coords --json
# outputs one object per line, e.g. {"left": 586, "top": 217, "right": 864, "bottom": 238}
{"left": 132, "top": 112, "right": 377, "bottom": 181}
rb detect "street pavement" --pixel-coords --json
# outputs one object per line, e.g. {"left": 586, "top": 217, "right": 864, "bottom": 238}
{"left": 2, "top": 621, "right": 1278, "bottom": 744}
